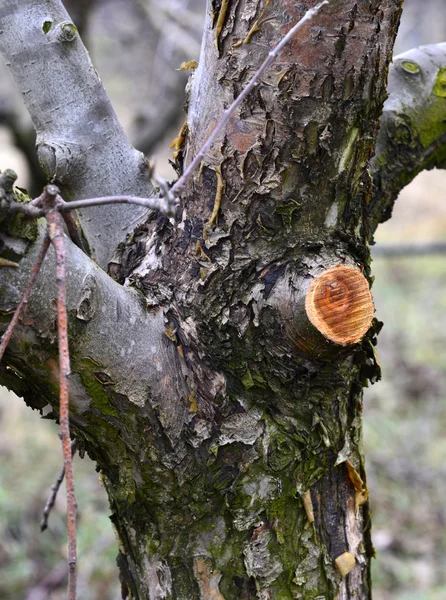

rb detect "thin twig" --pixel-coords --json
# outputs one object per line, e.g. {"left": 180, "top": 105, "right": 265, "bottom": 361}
{"left": 47, "top": 207, "right": 77, "bottom": 600}
{"left": 9, "top": 201, "right": 45, "bottom": 219}
{"left": 0, "top": 235, "right": 50, "bottom": 360}
{"left": 41, "top": 440, "right": 78, "bottom": 532}
{"left": 58, "top": 194, "right": 173, "bottom": 215}
{"left": 1, "top": 184, "right": 79, "bottom": 599}
{"left": 170, "top": 0, "right": 330, "bottom": 197}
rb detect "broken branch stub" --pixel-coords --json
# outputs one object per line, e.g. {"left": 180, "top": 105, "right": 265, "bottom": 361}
{"left": 270, "top": 265, "right": 374, "bottom": 358}
{"left": 305, "top": 266, "right": 374, "bottom": 346}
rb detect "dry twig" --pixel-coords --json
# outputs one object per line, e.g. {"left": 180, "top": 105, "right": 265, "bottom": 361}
{"left": 58, "top": 192, "right": 175, "bottom": 215}
{"left": 41, "top": 440, "right": 78, "bottom": 532}
{"left": 0, "top": 236, "right": 50, "bottom": 361}
{"left": 372, "top": 241, "right": 446, "bottom": 257}
{"left": 45, "top": 189, "right": 78, "bottom": 600}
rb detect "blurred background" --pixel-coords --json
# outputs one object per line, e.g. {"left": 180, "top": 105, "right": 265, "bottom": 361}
{"left": 0, "top": 0, "right": 445, "bottom": 598}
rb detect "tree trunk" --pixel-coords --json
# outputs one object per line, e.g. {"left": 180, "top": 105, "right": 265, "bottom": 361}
{"left": 4, "top": 1, "right": 446, "bottom": 599}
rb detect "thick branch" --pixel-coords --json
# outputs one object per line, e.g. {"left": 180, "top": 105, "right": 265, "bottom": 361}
{"left": 0, "top": 225, "right": 188, "bottom": 446}
{"left": 368, "top": 42, "right": 446, "bottom": 233}
{"left": 0, "top": 0, "right": 155, "bottom": 268}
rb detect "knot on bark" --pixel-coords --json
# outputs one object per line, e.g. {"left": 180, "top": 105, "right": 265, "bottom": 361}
{"left": 37, "top": 141, "right": 83, "bottom": 184}
{"left": 43, "top": 20, "right": 78, "bottom": 43}
{"left": 76, "top": 274, "right": 98, "bottom": 322}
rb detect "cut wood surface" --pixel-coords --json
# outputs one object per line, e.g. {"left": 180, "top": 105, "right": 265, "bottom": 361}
{"left": 306, "top": 266, "right": 374, "bottom": 346}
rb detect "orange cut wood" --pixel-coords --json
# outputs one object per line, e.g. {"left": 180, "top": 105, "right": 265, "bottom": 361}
{"left": 305, "top": 266, "right": 374, "bottom": 346}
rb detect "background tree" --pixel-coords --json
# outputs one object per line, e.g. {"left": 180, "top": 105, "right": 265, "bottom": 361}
{"left": 0, "top": 1, "right": 445, "bottom": 599}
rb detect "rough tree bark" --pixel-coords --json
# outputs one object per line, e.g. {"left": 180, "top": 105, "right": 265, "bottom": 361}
{"left": 1, "top": 1, "right": 446, "bottom": 599}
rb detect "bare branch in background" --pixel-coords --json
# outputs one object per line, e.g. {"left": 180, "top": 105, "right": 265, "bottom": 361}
{"left": 41, "top": 440, "right": 78, "bottom": 532}
{"left": 134, "top": 0, "right": 202, "bottom": 57}
{"left": 25, "top": 561, "right": 69, "bottom": 600}
{"left": 372, "top": 241, "right": 446, "bottom": 257}
{"left": 58, "top": 191, "right": 176, "bottom": 217}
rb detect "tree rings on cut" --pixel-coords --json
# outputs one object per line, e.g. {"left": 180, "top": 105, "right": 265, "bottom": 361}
{"left": 305, "top": 266, "right": 374, "bottom": 346}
